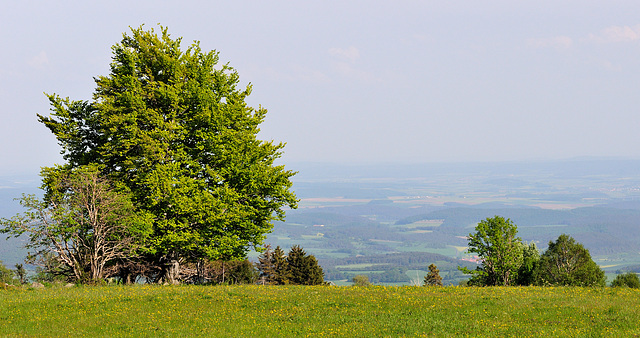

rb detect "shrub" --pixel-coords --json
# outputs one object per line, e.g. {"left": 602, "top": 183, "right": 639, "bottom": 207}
{"left": 611, "top": 272, "right": 640, "bottom": 288}
{"left": 352, "top": 275, "right": 371, "bottom": 286}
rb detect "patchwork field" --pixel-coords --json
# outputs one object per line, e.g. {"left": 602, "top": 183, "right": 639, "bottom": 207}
{"left": 4, "top": 160, "right": 640, "bottom": 285}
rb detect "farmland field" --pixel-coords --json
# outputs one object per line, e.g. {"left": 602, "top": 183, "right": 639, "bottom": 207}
{"left": 1, "top": 285, "right": 639, "bottom": 337}
{"left": 4, "top": 160, "right": 640, "bottom": 285}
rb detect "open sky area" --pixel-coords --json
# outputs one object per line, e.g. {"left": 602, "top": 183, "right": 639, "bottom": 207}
{"left": 2, "top": 1, "right": 640, "bottom": 175}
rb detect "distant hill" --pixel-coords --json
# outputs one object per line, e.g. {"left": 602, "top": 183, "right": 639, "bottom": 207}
{"left": 0, "top": 174, "right": 39, "bottom": 266}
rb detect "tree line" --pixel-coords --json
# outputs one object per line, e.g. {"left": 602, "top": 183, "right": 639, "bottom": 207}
{"left": 458, "top": 215, "right": 639, "bottom": 287}
{"left": 0, "top": 244, "right": 325, "bottom": 287}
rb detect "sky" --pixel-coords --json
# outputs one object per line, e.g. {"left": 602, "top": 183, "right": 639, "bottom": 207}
{"left": 2, "top": 1, "right": 640, "bottom": 175}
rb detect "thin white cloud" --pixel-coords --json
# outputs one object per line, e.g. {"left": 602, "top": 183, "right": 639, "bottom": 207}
{"left": 328, "top": 46, "right": 379, "bottom": 83}
{"left": 28, "top": 51, "right": 49, "bottom": 68}
{"left": 587, "top": 24, "right": 640, "bottom": 43}
{"left": 328, "top": 46, "right": 360, "bottom": 62}
{"left": 526, "top": 36, "right": 572, "bottom": 49}
{"left": 332, "top": 61, "right": 380, "bottom": 83}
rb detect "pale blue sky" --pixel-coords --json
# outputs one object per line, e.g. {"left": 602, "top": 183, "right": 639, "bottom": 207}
{"left": 2, "top": 1, "right": 640, "bottom": 174}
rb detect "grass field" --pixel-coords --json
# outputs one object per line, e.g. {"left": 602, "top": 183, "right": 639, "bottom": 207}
{"left": 1, "top": 285, "right": 639, "bottom": 337}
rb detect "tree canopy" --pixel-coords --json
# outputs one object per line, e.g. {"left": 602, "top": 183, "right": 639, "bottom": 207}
{"left": 516, "top": 242, "right": 540, "bottom": 286}
{"left": 460, "top": 216, "right": 523, "bottom": 286}
{"left": 24, "top": 25, "right": 297, "bottom": 283}
{"left": 287, "top": 245, "right": 324, "bottom": 285}
{"left": 533, "top": 234, "right": 605, "bottom": 287}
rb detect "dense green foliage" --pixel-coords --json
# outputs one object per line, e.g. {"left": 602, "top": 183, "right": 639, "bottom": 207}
{"left": 460, "top": 219, "right": 605, "bottom": 287}
{"left": 534, "top": 234, "right": 606, "bottom": 287}
{"left": 611, "top": 272, "right": 640, "bottom": 288}
{"left": 460, "top": 216, "right": 523, "bottom": 286}
{"left": 516, "top": 242, "right": 540, "bottom": 286}
{"left": 10, "top": 25, "right": 297, "bottom": 284}
{"left": 287, "top": 245, "right": 324, "bottom": 285}
{"left": 1, "top": 285, "right": 639, "bottom": 336}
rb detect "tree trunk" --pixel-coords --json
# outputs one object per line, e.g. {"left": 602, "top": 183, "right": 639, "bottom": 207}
{"left": 196, "top": 259, "right": 205, "bottom": 284}
{"left": 221, "top": 261, "right": 225, "bottom": 284}
{"left": 165, "top": 260, "right": 180, "bottom": 285}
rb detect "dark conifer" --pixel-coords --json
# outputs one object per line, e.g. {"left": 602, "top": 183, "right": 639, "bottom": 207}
{"left": 257, "top": 245, "right": 276, "bottom": 285}
{"left": 424, "top": 263, "right": 443, "bottom": 286}
{"left": 286, "top": 245, "right": 324, "bottom": 285}
{"left": 272, "top": 246, "right": 291, "bottom": 285}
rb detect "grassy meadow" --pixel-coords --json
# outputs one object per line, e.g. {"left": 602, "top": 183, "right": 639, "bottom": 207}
{"left": 1, "top": 285, "right": 639, "bottom": 337}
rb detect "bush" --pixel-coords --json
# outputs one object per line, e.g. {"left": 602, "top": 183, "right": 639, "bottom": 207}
{"left": 352, "top": 275, "right": 371, "bottom": 286}
{"left": 611, "top": 272, "right": 640, "bottom": 288}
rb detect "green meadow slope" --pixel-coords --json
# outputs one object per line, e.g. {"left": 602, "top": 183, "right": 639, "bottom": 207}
{"left": 1, "top": 285, "right": 639, "bottom": 337}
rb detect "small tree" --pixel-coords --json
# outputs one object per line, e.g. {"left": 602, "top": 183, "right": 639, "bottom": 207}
{"left": 459, "top": 216, "right": 523, "bottom": 286}
{"left": 533, "top": 234, "right": 605, "bottom": 287}
{"left": 14, "top": 264, "right": 27, "bottom": 285}
{"left": 286, "top": 245, "right": 324, "bottom": 285}
{"left": 611, "top": 272, "right": 640, "bottom": 288}
{"left": 272, "top": 246, "right": 291, "bottom": 285}
{"left": 352, "top": 275, "right": 370, "bottom": 286}
{"left": 1, "top": 166, "right": 150, "bottom": 283}
{"left": 424, "top": 264, "right": 443, "bottom": 286}
{"left": 256, "top": 245, "right": 290, "bottom": 285}
{"left": 228, "top": 260, "right": 259, "bottom": 284}
{"left": 257, "top": 245, "right": 276, "bottom": 285}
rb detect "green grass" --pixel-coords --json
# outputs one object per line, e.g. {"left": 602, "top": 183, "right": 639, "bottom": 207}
{"left": 2, "top": 285, "right": 640, "bottom": 337}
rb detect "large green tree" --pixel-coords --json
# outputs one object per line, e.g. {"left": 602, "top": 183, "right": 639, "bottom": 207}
{"left": 460, "top": 216, "right": 523, "bottom": 286}
{"left": 37, "top": 26, "right": 297, "bottom": 282}
{"left": 533, "top": 234, "right": 605, "bottom": 287}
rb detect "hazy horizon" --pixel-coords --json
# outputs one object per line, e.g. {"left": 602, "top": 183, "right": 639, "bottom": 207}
{"left": 3, "top": 2, "right": 640, "bottom": 175}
